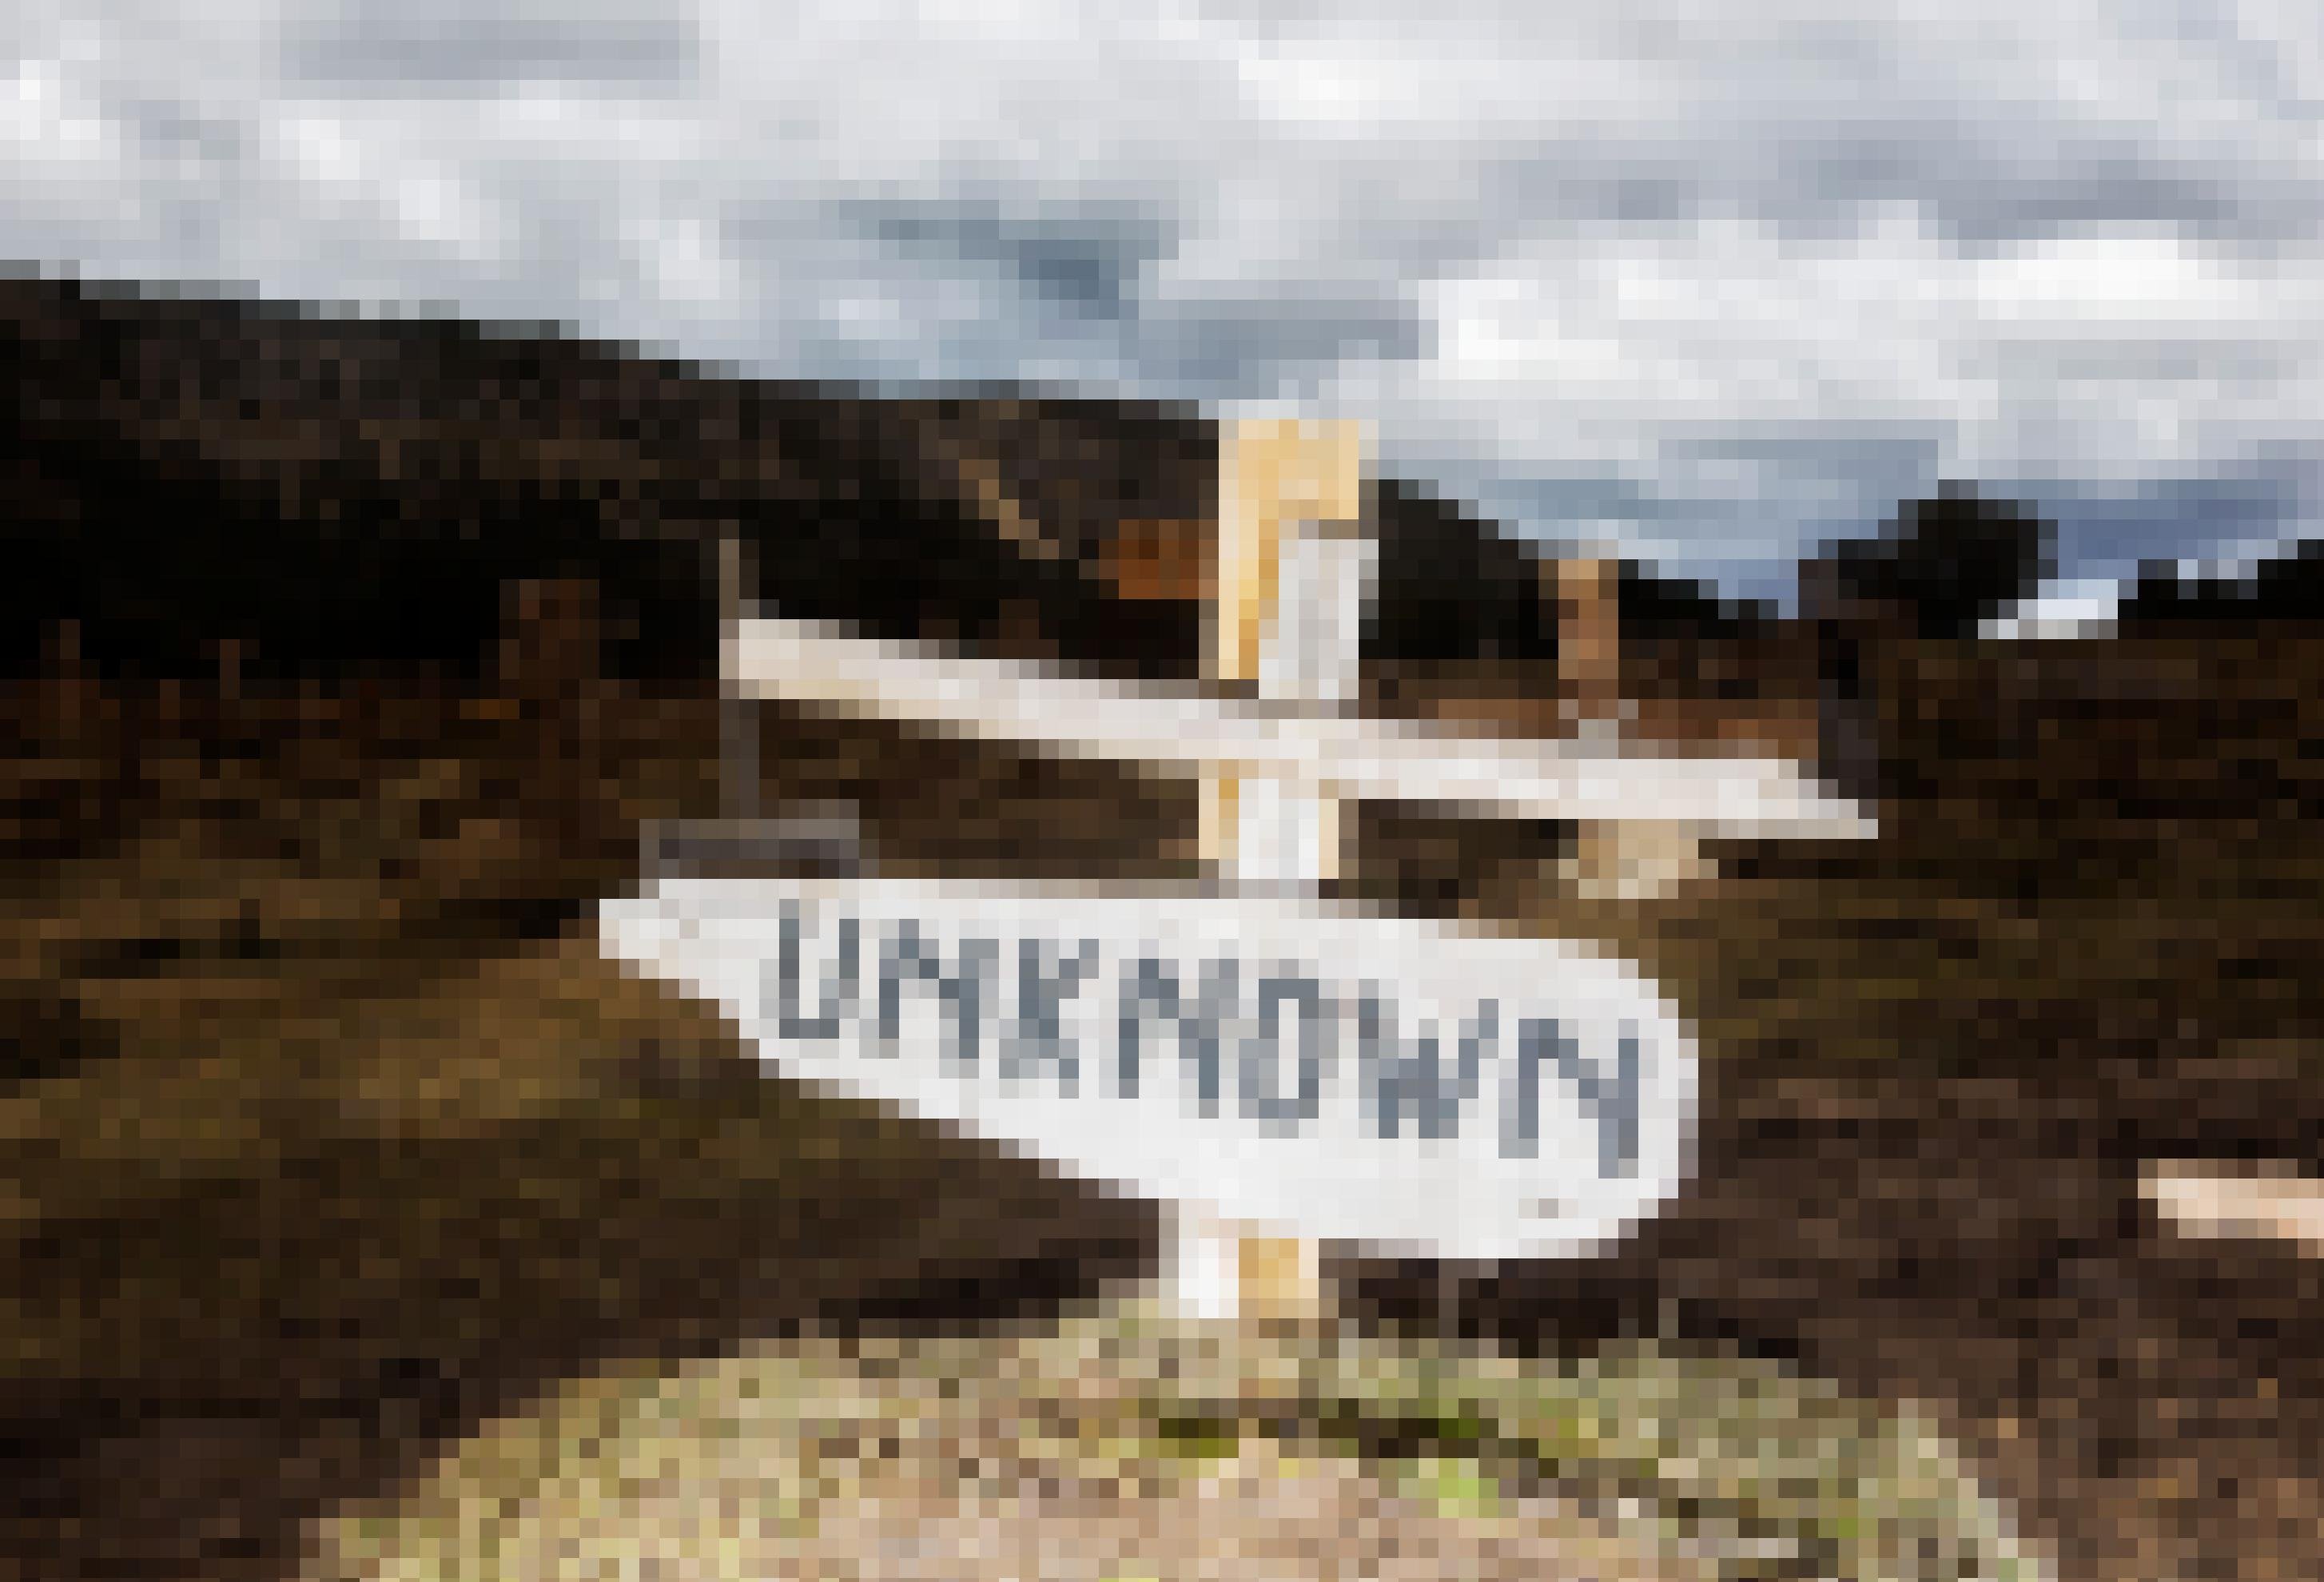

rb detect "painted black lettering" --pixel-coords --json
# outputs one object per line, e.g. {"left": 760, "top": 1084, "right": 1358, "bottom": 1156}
{"left": 770, "top": 904, "right": 859, "bottom": 1039}
{"left": 1006, "top": 937, "right": 1097, "bottom": 1094}
{"left": 1363, "top": 996, "right": 1493, "bottom": 1140}
{"left": 1505, "top": 1019, "right": 1640, "bottom": 1178}
{"left": 1239, "top": 975, "right": 1331, "bottom": 1131}
{"left": 1116, "top": 956, "right": 1234, "bottom": 1115}
{"left": 877, "top": 920, "right": 997, "bottom": 1070}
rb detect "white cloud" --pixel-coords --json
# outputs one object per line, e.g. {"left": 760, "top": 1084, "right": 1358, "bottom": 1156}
{"left": 6, "top": 0, "right": 2323, "bottom": 590}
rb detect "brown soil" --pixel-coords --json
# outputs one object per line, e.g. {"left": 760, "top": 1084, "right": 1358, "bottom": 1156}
{"left": 7, "top": 635, "right": 2324, "bottom": 1581}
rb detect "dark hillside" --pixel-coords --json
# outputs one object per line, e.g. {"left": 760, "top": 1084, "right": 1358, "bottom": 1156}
{"left": 2, "top": 276, "right": 1561, "bottom": 690}
{"left": 1366, "top": 477, "right": 1560, "bottom": 663}
{"left": 0, "top": 276, "right": 1212, "bottom": 685}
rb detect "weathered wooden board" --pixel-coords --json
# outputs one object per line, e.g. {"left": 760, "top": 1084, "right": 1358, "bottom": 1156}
{"left": 599, "top": 876, "right": 1698, "bottom": 1262}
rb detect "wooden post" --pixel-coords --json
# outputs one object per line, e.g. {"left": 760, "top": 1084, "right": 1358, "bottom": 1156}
{"left": 1567, "top": 819, "right": 1712, "bottom": 903}
{"left": 1170, "top": 417, "right": 1368, "bottom": 1325}
{"left": 1550, "top": 554, "right": 1621, "bottom": 727}
{"left": 1204, "top": 417, "right": 1368, "bottom": 887}
{"left": 1546, "top": 553, "right": 1709, "bottom": 899}
{"left": 718, "top": 531, "right": 760, "bottom": 828}
{"left": 642, "top": 529, "right": 855, "bottom": 882}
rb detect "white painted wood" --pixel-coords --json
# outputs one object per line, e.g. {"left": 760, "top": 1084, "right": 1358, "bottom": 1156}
{"left": 600, "top": 875, "right": 1699, "bottom": 1263}
{"left": 1168, "top": 1205, "right": 1244, "bottom": 1323}
{"left": 732, "top": 614, "right": 1877, "bottom": 840}
{"left": 1259, "top": 523, "right": 1377, "bottom": 707}
{"left": 2145, "top": 1163, "right": 2324, "bottom": 1255}
{"left": 1222, "top": 767, "right": 1337, "bottom": 892}
{"left": 1212, "top": 516, "right": 1378, "bottom": 895}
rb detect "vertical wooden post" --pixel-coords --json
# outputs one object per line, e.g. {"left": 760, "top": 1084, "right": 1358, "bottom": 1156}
{"left": 1204, "top": 418, "right": 1369, "bottom": 888}
{"left": 718, "top": 531, "right": 760, "bottom": 828}
{"left": 650, "top": 533, "right": 867, "bottom": 880}
{"left": 1550, "top": 554, "right": 1621, "bottom": 726}
{"left": 1548, "top": 553, "right": 1709, "bottom": 899}
{"left": 1169, "top": 416, "right": 1367, "bottom": 1326}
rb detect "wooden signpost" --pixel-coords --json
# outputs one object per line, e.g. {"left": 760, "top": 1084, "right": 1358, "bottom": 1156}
{"left": 599, "top": 419, "right": 1876, "bottom": 1326}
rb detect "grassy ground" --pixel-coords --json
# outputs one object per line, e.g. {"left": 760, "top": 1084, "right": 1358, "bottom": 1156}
{"left": 6, "top": 634, "right": 2324, "bottom": 1580}
{"left": 0, "top": 672, "right": 1163, "bottom": 1580}
{"left": 309, "top": 1300, "right": 2041, "bottom": 1582}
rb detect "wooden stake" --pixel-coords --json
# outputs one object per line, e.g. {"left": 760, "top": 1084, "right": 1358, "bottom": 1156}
{"left": 718, "top": 531, "right": 760, "bottom": 827}
{"left": 1168, "top": 417, "right": 1367, "bottom": 1326}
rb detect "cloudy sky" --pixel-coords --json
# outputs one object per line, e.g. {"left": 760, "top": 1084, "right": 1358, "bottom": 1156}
{"left": 6, "top": 0, "right": 2320, "bottom": 601}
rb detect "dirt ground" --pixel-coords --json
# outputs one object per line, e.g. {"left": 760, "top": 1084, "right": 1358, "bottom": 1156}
{"left": 6, "top": 641, "right": 2324, "bottom": 1580}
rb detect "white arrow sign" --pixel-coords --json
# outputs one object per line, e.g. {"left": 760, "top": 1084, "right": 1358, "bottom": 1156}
{"left": 599, "top": 875, "right": 1697, "bottom": 1262}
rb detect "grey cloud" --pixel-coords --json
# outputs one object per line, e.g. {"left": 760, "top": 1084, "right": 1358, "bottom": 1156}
{"left": 1474, "top": 473, "right": 1859, "bottom": 601}
{"left": 1478, "top": 101, "right": 2318, "bottom": 257}
{"left": 2033, "top": 463, "right": 2321, "bottom": 580}
{"left": 718, "top": 185, "right": 1430, "bottom": 395}
{"left": 809, "top": 190, "right": 1181, "bottom": 327}
{"left": 275, "top": 2, "right": 701, "bottom": 97}
{"left": 1922, "top": 138, "right": 2322, "bottom": 254}
{"left": 1126, "top": 287, "right": 1431, "bottom": 394}
{"left": 1466, "top": 473, "right": 1681, "bottom": 540}
{"left": 117, "top": 96, "right": 250, "bottom": 170}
